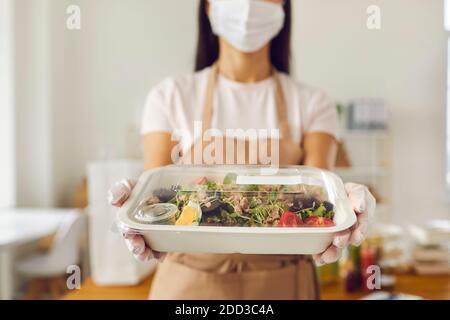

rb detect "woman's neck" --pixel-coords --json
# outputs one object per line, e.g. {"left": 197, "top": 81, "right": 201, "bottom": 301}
{"left": 217, "top": 39, "right": 272, "bottom": 83}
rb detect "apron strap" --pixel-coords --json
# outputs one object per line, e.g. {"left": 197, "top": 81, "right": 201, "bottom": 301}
{"left": 202, "top": 63, "right": 292, "bottom": 141}
{"left": 202, "top": 63, "right": 219, "bottom": 136}
{"left": 272, "top": 70, "right": 292, "bottom": 141}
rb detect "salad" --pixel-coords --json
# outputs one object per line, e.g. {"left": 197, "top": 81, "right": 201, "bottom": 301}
{"left": 134, "top": 173, "right": 336, "bottom": 228}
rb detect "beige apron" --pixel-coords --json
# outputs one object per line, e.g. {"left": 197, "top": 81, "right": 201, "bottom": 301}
{"left": 149, "top": 64, "right": 319, "bottom": 300}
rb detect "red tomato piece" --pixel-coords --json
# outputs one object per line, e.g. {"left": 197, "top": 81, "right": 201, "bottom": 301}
{"left": 193, "top": 177, "right": 208, "bottom": 185}
{"left": 304, "top": 216, "right": 335, "bottom": 227}
{"left": 279, "top": 211, "right": 303, "bottom": 227}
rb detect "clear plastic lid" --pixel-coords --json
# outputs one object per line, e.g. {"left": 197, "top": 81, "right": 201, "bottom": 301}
{"left": 125, "top": 165, "right": 350, "bottom": 229}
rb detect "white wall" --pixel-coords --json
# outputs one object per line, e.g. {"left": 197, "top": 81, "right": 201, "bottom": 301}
{"left": 292, "top": 0, "right": 449, "bottom": 224}
{"left": 49, "top": 0, "right": 198, "bottom": 205}
{"left": 13, "top": 0, "right": 449, "bottom": 223}
{"left": 14, "top": 0, "right": 54, "bottom": 207}
{"left": 0, "top": 0, "right": 16, "bottom": 207}
{"left": 14, "top": 0, "right": 198, "bottom": 206}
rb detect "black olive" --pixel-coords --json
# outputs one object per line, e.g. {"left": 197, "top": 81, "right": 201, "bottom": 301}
{"left": 221, "top": 202, "right": 235, "bottom": 213}
{"left": 323, "top": 201, "right": 334, "bottom": 212}
{"left": 302, "top": 197, "right": 319, "bottom": 210}
{"left": 290, "top": 198, "right": 306, "bottom": 211}
{"left": 201, "top": 196, "right": 223, "bottom": 215}
{"left": 153, "top": 188, "right": 177, "bottom": 203}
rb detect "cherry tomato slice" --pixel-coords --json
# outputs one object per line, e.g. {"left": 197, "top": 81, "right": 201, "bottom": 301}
{"left": 304, "top": 216, "right": 335, "bottom": 227}
{"left": 279, "top": 211, "right": 303, "bottom": 227}
{"left": 193, "top": 177, "right": 208, "bottom": 185}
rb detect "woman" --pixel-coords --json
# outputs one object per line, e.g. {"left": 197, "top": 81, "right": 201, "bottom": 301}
{"left": 109, "top": 0, "right": 375, "bottom": 299}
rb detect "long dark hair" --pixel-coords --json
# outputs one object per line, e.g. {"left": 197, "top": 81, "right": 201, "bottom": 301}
{"left": 195, "top": 0, "right": 292, "bottom": 74}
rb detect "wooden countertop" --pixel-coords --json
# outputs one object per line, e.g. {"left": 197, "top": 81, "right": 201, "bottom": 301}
{"left": 64, "top": 273, "right": 449, "bottom": 300}
{"left": 64, "top": 275, "right": 155, "bottom": 300}
{"left": 320, "top": 274, "right": 450, "bottom": 300}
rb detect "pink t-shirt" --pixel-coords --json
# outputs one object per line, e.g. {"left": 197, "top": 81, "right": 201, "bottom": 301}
{"left": 141, "top": 67, "right": 338, "bottom": 154}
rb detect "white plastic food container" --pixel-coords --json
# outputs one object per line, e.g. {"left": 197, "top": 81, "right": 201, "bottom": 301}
{"left": 117, "top": 165, "right": 356, "bottom": 255}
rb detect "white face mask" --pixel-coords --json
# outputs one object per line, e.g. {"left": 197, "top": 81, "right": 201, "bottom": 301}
{"left": 209, "top": 0, "right": 285, "bottom": 53}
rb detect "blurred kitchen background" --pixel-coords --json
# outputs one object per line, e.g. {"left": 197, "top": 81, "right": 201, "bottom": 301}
{"left": 0, "top": 0, "right": 449, "bottom": 300}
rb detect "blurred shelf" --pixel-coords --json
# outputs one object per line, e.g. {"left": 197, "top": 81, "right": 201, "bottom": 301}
{"left": 337, "top": 123, "right": 393, "bottom": 222}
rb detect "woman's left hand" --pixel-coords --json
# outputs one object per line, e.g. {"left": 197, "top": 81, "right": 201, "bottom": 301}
{"left": 312, "top": 183, "right": 376, "bottom": 266}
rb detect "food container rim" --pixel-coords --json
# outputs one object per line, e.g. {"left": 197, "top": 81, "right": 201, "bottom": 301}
{"left": 117, "top": 164, "right": 356, "bottom": 234}
{"left": 135, "top": 164, "right": 347, "bottom": 192}
{"left": 116, "top": 214, "right": 356, "bottom": 234}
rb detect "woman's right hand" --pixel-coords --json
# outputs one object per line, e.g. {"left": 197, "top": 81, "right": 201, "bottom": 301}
{"left": 108, "top": 179, "right": 165, "bottom": 262}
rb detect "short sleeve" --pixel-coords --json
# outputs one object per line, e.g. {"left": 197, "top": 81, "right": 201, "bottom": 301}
{"left": 140, "top": 83, "right": 173, "bottom": 135}
{"left": 303, "top": 90, "right": 339, "bottom": 140}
